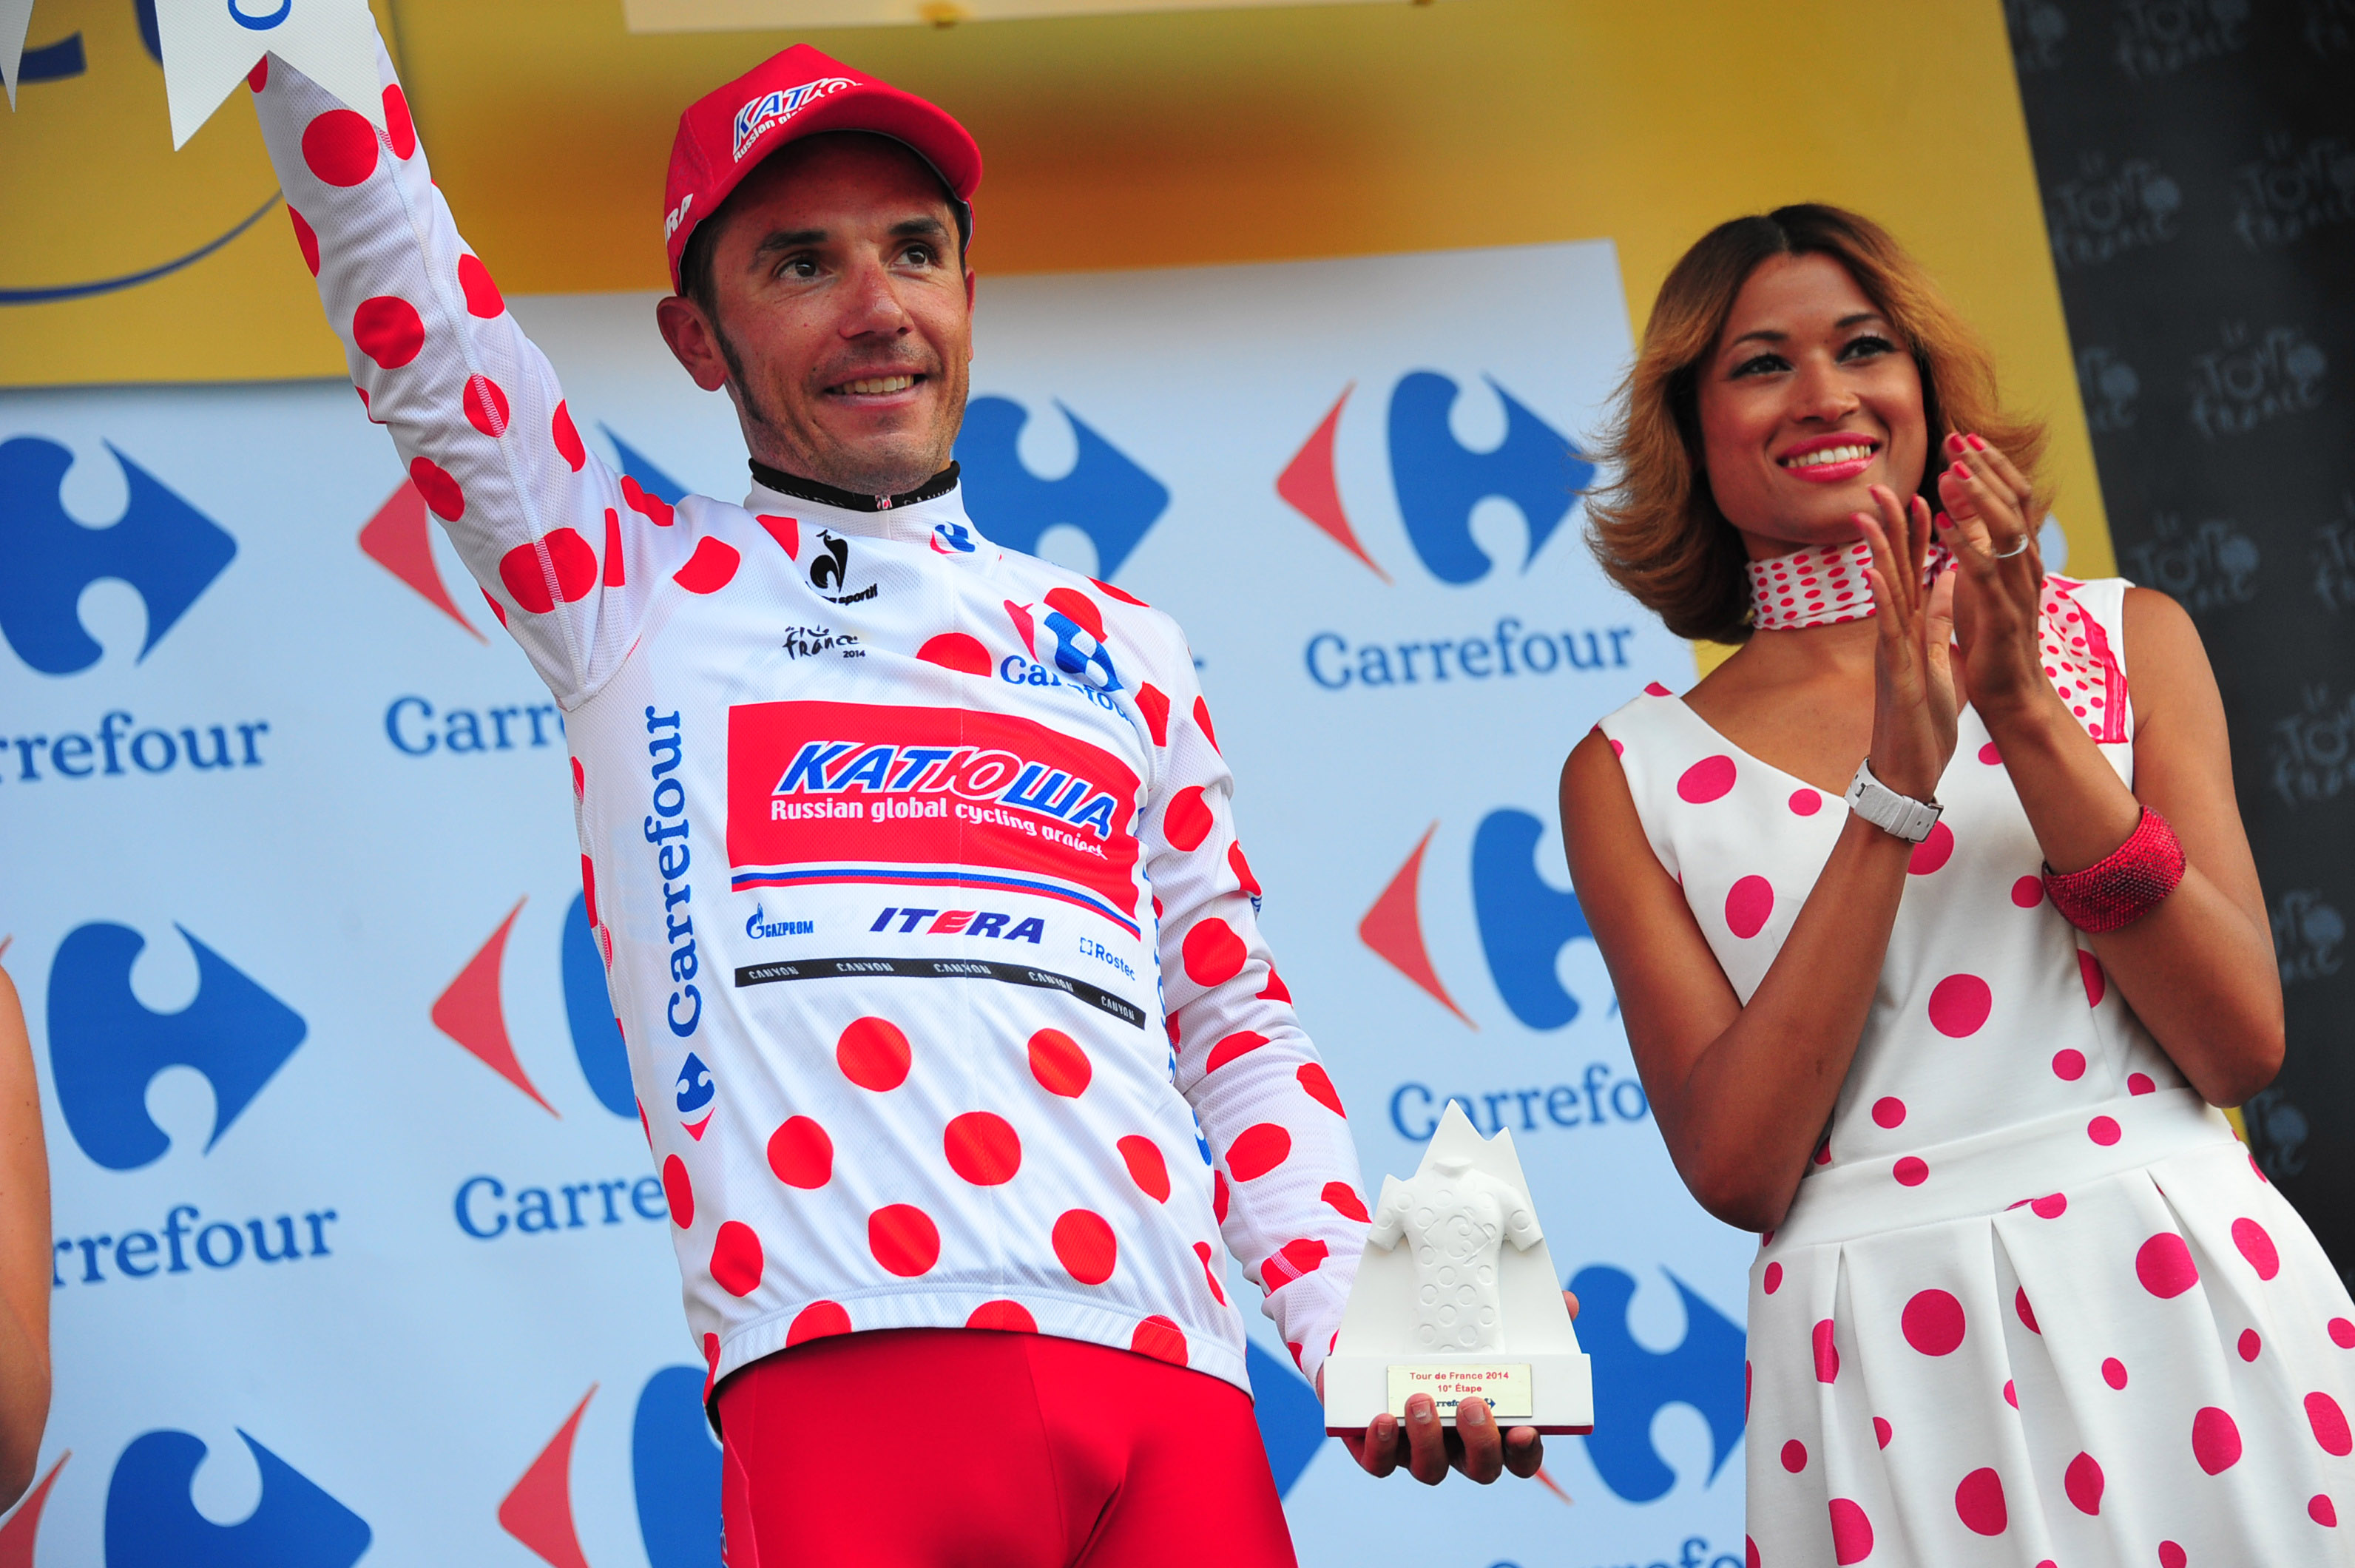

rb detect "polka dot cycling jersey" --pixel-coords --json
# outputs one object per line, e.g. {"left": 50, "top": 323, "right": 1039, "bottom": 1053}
{"left": 1601, "top": 584, "right": 2355, "bottom": 1566}
{"left": 250, "top": 45, "right": 1366, "bottom": 1402}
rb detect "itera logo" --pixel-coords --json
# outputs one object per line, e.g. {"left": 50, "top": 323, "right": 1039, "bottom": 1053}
{"left": 47, "top": 923, "right": 308, "bottom": 1172}
{"left": 1279, "top": 374, "right": 1594, "bottom": 587}
{"left": 433, "top": 893, "right": 633, "bottom": 1120}
{"left": 0, "top": 436, "right": 236, "bottom": 676}
{"left": 104, "top": 1428, "right": 371, "bottom": 1567}
{"left": 1358, "top": 811, "right": 1596, "bottom": 1032}
{"left": 360, "top": 425, "right": 686, "bottom": 640}
{"left": 956, "top": 397, "right": 1170, "bottom": 581}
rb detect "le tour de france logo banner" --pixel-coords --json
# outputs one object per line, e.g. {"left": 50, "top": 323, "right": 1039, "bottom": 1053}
{"left": 1, "top": 238, "right": 1748, "bottom": 1568}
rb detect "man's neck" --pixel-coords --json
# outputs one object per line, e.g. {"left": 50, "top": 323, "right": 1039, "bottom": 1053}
{"left": 749, "top": 458, "right": 961, "bottom": 513}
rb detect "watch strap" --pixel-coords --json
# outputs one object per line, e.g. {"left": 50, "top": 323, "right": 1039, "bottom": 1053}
{"left": 1845, "top": 759, "right": 1943, "bottom": 844}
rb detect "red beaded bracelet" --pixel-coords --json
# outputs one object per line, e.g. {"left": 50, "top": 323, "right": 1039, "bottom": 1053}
{"left": 2043, "top": 807, "right": 2186, "bottom": 933}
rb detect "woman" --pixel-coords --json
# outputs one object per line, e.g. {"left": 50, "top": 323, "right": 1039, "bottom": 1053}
{"left": 1561, "top": 204, "right": 2354, "bottom": 1566}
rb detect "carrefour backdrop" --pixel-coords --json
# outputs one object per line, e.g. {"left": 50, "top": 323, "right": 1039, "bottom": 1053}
{"left": 0, "top": 240, "right": 1776, "bottom": 1567}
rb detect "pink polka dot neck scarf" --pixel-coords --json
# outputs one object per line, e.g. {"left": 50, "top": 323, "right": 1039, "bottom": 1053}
{"left": 1746, "top": 541, "right": 2128, "bottom": 743}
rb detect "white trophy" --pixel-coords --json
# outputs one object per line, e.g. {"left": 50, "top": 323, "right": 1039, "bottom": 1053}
{"left": 1323, "top": 1101, "right": 1593, "bottom": 1434}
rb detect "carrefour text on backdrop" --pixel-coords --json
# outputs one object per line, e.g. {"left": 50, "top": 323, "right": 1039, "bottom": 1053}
{"left": 1305, "top": 618, "right": 1637, "bottom": 691}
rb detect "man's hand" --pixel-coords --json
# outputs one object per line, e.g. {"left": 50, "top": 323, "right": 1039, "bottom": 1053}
{"left": 1322, "top": 1290, "right": 1577, "bottom": 1485}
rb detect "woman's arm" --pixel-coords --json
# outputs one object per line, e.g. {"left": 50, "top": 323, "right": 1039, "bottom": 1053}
{"left": 1563, "top": 734, "right": 1912, "bottom": 1231}
{"left": 0, "top": 968, "right": 51, "bottom": 1509}
{"left": 1561, "top": 487, "right": 1955, "bottom": 1233}
{"left": 1942, "top": 439, "right": 2282, "bottom": 1106}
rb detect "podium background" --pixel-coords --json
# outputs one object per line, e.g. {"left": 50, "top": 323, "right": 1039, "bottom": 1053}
{"left": 0, "top": 2, "right": 2247, "bottom": 1566}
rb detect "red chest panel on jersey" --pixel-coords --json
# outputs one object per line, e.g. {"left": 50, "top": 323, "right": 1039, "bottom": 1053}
{"left": 726, "top": 700, "right": 1143, "bottom": 933}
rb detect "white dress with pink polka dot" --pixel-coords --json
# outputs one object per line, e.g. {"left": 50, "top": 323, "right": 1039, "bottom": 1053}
{"left": 1598, "top": 578, "right": 2355, "bottom": 1567}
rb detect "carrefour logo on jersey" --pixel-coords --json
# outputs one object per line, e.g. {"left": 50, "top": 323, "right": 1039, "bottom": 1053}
{"left": 1275, "top": 374, "right": 1638, "bottom": 693}
{"left": 727, "top": 700, "right": 1143, "bottom": 935}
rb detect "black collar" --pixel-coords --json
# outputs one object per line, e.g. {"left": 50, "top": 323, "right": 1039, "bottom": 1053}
{"left": 748, "top": 460, "right": 961, "bottom": 512}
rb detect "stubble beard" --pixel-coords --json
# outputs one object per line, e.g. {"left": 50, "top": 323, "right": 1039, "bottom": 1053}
{"left": 714, "top": 318, "right": 962, "bottom": 499}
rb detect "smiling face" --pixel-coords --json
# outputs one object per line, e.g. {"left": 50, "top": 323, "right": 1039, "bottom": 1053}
{"left": 1694, "top": 251, "right": 1928, "bottom": 558}
{"left": 655, "top": 132, "right": 973, "bottom": 499}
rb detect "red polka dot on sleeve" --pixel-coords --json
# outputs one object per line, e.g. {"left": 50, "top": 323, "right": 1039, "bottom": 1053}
{"left": 458, "top": 253, "right": 504, "bottom": 317}
{"left": 352, "top": 296, "right": 425, "bottom": 368}
{"left": 286, "top": 206, "right": 320, "bottom": 276}
{"left": 462, "top": 374, "right": 510, "bottom": 437}
{"left": 301, "top": 109, "right": 379, "bottom": 186}
{"left": 382, "top": 85, "right": 417, "bottom": 160}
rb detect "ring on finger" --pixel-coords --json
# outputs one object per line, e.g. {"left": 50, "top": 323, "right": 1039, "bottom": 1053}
{"left": 1992, "top": 533, "right": 2030, "bottom": 559}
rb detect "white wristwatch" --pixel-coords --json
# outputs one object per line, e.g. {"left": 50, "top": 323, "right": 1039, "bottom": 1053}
{"left": 1845, "top": 759, "right": 1943, "bottom": 843}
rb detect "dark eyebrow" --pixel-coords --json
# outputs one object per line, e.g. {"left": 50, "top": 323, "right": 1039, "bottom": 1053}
{"left": 892, "top": 215, "right": 950, "bottom": 241}
{"left": 1725, "top": 311, "right": 1891, "bottom": 351}
{"left": 749, "top": 227, "right": 827, "bottom": 261}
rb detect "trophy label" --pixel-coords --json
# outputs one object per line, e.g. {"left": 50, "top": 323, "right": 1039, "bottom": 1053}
{"left": 1385, "top": 1363, "right": 1533, "bottom": 1421}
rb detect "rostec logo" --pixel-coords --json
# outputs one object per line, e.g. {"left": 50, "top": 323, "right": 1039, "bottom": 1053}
{"left": 731, "top": 78, "right": 856, "bottom": 162}
{"left": 1278, "top": 373, "right": 1594, "bottom": 587}
{"left": 47, "top": 923, "right": 308, "bottom": 1172}
{"left": 1358, "top": 811, "right": 1596, "bottom": 1031}
{"left": 0, "top": 436, "right": 236, "bottom": 675}
{"left": 1567, "top": 1265, "right": 1745, "bottom": 1504}
{"left": 956, "top": 396, "right": 1171, "bottom": 580}
{"left": 104, "top": 1428, "right": 371, "bottom": 1567}
{"left": 728, "top": 700, "right": 1143, "bottom": 935}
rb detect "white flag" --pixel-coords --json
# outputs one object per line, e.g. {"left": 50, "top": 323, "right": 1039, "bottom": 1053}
{"left": 155, "top": 0, "right": 384, "bottom": 149}
{"left": 1, "top": 0, "right": 36, "bottom": 110}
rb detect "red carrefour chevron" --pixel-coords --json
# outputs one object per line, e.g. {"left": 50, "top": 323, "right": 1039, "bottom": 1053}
{"left": 251, "top": 41, "right": 1366, "bottom": 1399}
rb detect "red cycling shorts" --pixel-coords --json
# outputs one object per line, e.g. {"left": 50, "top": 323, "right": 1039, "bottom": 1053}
{"left": 717, "top": 1327, "right": 1299, "bottom": 1568}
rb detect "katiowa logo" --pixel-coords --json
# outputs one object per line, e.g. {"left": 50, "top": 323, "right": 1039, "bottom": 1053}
{"left": 360, "top": 426, "right": 684, "bottom": 640}
{"left": 0, "top": 436, "right": 236, "bottom": 675}
{"left": 47, "top": 922, "right": 308, "bottom": 1172}
{"left": 434, "top": 893, "right": 635, "bottom": 1121}
{"left": 956, "top": 396, "right": 1171, "bottom": 581}
{"left": 1279, "top": 373, "right": 1594, "bottom": 588}
{"left": 1358, "top": 810, "right": 1599, "bottom": 1033}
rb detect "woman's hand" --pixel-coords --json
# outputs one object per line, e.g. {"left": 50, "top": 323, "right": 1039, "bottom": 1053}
{"left": 1935, "top": 432, "right": 2052, "bottom": 721}
{"left": 1852, "top": 483, "right": 1957, "bottom": 800}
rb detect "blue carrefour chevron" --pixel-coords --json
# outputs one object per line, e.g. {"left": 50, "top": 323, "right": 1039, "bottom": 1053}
{"left": 1386, "top": 373, "right": 1594, "bottom": 585}
{"left": 604, "top": 427, "right": 689, "bottom": 506}
{"left": 104, "top": 1430, "right": 371, "bottom": 1568}
{"left": 47, "top": 923, "right": 308, "bottom": 1172}
{"left": 1570, "top": 1265, "right": 1746, "bottom": 1503}
{"left": 563, "top": 892, "right": 636, "bottom": 1118}
{"left": 1472, "top": 808, "right": 1595, "bottom": 1030}
{"left": 1246, "top": 1338, "right": 1328, "bottom": 1496}
{"left": 634, "top": 1365, "right": 723, "bottom": 1568}
{"left": 956, "top": 397, "right": 1169, "bottom": 580}
{"left": 0, "top": 436, "right": 236, "bottom": 675}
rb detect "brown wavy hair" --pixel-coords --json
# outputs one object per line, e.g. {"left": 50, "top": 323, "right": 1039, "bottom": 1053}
{"left": 1586, "top": 204, "right": 2049, "bottom": 643}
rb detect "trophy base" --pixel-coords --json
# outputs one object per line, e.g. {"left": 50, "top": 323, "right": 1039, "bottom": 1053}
{"left": 1320, "top": 1349, "right": 1592, "bottom": 1436}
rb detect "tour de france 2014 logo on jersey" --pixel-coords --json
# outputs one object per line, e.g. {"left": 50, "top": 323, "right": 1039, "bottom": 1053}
{"left": 726, "top": 701, "right": 1142, "bottom": 936}
{"left": 731, "top": 78, "right": 858, "bottom": 162}
{"left": 780, "top": 624, "right": 862, "bottom": 660}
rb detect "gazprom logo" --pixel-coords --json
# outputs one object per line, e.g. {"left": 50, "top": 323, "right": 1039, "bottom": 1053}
{"left": 731, "top": 78, "right": 857, "bottom": 163}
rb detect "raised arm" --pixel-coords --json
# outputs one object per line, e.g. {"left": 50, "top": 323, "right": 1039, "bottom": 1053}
{"left": 1138, "top": 630, "right": 1367, "bottom": 1388}
{"left": 249, "top": 41, "right": 699, "bottom": 706}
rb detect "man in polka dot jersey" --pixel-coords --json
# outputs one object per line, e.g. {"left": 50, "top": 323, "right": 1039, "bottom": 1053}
{"left": 243, "top": 29, "right": 1542, "bottom": 1564}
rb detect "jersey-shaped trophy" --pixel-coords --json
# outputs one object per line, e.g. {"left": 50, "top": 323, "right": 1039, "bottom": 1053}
{"left": 1322, "top": 1101, "right": 1593, "bottom": 1434}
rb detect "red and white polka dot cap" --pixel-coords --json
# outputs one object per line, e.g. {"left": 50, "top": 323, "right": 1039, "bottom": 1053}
{"left": 663, "top": 44, "right": 983, "bottom": 292}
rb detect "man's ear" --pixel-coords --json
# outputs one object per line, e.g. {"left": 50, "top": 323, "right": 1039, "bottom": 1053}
{"left": 656, "top": 294, "right": 731, "bottom": 393}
